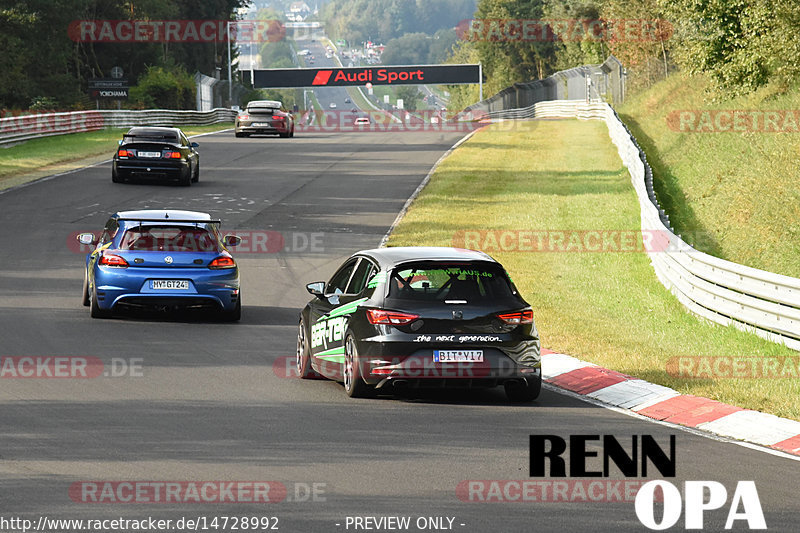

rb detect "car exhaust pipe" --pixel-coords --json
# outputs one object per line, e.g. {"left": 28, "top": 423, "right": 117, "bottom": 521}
{"left": 504, "top": 379, "right": 525, "bottom": 389}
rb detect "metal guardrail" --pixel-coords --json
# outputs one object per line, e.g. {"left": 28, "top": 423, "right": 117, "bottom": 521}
{"left": 484, "top": 100, "right": 800, "bottom": 351}
{"left": 463, "top": 56, "right": 625, "bottom": 115}
{"left": 0, "top": 108, "right": 236, "bottom": 146}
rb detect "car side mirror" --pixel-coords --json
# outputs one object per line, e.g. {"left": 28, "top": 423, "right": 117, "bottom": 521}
{"left": 118, "top": 140, "right": 123, "bottom": 145}
{"left": 223, "top": 235, "right": 241, "bottom": 247}
{"left": 306, "top": 282, "right": 325, "bottom": 298}
{"left": 191, "top": 142, "right": 199, "bottom": 148}
{"left": 77, "top": 233, "right": 98, "bottom": 246}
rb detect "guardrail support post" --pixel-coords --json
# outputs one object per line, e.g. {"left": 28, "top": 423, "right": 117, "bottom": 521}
{"left": 227, "top": 21, "right": 233, "bottom": 105}
{"left": 479, "top": 62, "right": 483, "bottom": 102}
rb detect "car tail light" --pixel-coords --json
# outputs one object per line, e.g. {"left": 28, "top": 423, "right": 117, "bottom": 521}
{"left": 164, "top": 151, "right": 181, "bottom": 159}
{"left": 497, "top": 309, "right": 533, "bottom": 325}
{"left": 118, "top": 149, "right": 132, "bottom": 157}
{"left": 99, "top": 253, "right": 128, "bottom": 268}
{"left": 208, "top": 254, "right": 236, "bottom": 269}
{"left": 272, "top": 115, "right": 285, "bottom": 120}
{"left": 238, "top": 114, "right": 249, "bottom": 120}
{"left": 366, "top": 309, "right": 420, "bottom": 325}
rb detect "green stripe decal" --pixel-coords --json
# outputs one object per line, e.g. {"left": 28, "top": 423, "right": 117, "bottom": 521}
{"left": 327, "top": 297, "right": 368, "bottom": 318}
{"left": 317, "top": 355, "right": 345, "bottom": 363}
{"left": 317, "top": 346, "right": 344, "bottom": 356}
{"left": 315, "top": 346, "right": 345, "bottom": 362}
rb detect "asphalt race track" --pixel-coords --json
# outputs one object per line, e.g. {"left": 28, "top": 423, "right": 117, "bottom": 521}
{"left": 1, "top": 129, "right": 799, "bottom": 532}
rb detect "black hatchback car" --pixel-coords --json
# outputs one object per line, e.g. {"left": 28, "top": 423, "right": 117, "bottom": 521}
{"left": 112, "top": 127, "right": 200, "bottom": 186}
{"left": 296, "top": 247, "right": 541, "bottom": 401}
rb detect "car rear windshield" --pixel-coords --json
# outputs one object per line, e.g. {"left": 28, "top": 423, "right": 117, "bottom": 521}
{"left": 387, "top": 262, "right": 516, "bottom": 302}
{"left": 119, "top": 225, "right": 219, "bottom": 252}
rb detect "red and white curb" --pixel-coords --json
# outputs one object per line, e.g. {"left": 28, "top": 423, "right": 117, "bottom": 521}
{"left": 542, "top": 349, "right": 800, "bottom": 458}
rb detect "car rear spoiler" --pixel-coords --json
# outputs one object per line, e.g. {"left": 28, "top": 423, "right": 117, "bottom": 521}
{"left": 122, "top": 134, "right": 179, "bottom": 141}
{"left": 117, "top": 218, "right": 222, "bottom": 226}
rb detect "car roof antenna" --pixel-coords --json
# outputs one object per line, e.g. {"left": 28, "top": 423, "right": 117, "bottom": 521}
{"left": 164, "top": 213, "right": 169, "bottom": 219}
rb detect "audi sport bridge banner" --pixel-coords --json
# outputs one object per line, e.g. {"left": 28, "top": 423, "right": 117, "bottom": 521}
{"left": 242, "top": 64, "right": 481, "bottom": 88}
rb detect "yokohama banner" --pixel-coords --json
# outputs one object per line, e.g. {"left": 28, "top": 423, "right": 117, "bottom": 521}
{"left": 245, "top": 65, "right": 481, "bottom": 88}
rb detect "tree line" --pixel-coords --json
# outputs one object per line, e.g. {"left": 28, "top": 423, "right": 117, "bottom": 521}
{"left": 0, "top": 0, "right": 246, "bottom": 110}
{"left": 5, "top": 1, "right": 797, "bottom": 111}
{"left": 447, "top": 0, "right": 800, "bottom": 109}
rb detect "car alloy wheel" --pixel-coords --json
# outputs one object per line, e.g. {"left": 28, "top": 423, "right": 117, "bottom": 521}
{"left": 344, "top": 334, "right": 372, "bottom": 398}
{"left": 296, "top": 319, "right": 315, "bottom": 378}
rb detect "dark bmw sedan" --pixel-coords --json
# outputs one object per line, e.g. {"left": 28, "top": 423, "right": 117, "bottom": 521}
{"left": 296, "top": 247, "right": 542, "bottom": 401}
{"left": 112, "top": 127, "right": 200, "bottom": 186}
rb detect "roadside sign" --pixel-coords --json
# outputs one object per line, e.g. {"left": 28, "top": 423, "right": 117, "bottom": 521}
{"left": 88, "top": 78, "right": 129, "bottom": 99}
{"left": 245, "top": 65, "right": 480, "bottom": 88}
{"left": 88, "top": 78, "right": 129, "bottom": 89}
{"left": 90, "top": 88, "right": 129, "bottom": 99}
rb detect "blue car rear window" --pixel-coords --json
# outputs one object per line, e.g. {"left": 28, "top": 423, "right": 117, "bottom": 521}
{"left": 119, "top": 225, "right": 219, "bottom": 252}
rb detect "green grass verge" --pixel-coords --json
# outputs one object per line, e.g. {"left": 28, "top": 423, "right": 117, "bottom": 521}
{"left": 386, "top": 119, "right": 800, "bottom": 420}
{"left": 0, "top": 122, "right": 233, "bottom": 183}
{"left": 619, "top": 74, "right": 800, "bottom": 277}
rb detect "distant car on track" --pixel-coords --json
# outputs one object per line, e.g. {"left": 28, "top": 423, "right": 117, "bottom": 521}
{"left": 329, "top": 102, "right": 337, "bottom": 109}
{"left": 296, "top": 247, "right": 541, "bottom": 401}
{"left": 112, "top": 127, "right": 199, "bottom": 186}
{"left": 235, "top": 100, "right": 295, "bottom": 138}
{"left": 353, "top": 117, "right": 371, "bottom": 126}
{"left": 77, "top": 210, "right": 242, "bottom": 321}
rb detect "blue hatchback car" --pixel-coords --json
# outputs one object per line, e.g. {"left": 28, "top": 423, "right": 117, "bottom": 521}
{"left": 78, "top": 210, "right": 242, "bottom": 320}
